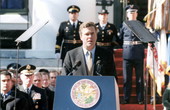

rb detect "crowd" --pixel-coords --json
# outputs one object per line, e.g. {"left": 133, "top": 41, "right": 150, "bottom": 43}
{"left": 1, "top": 3, "right": 168, "bottom": 110}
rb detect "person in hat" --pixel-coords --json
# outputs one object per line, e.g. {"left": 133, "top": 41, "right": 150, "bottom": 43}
{"left": 7, "top": 63, "right": 22, "bottom": 85}
{"left": 119, "top": 4, "right": 145, "bottom": 104}
{"left": 55, "top": 5, "right": 83, "bottom": 62}
{"left": 95, "top": 9, "right": 119, "bottom": 80}
{"left": 0, "top": 71, "right": 33, "bottom": 110}
{"left": 7, "top": 63, "right": 21, "bottom": 70}
{"left": 95, "top": 9, "right": 120, "bottom": 53}
{"left": 17, "top": 64, "right": 48, "bottom": 110}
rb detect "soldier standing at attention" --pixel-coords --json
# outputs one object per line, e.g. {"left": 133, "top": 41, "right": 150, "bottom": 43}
{"left": 96, "top": 9, "right": 119, "bottom": 54}
{"left": 119, "top": 5, "right": 144, "bottom": 104}
{"left": 55, "top": 5, "right": 83, "bottom": 62}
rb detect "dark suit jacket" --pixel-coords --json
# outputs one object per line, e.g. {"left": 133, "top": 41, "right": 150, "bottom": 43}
{"left": 17, "top": 85, "right": 48, "bottom": 110}
{"left": 44, "top": 87, "right": 54, "bottom": 110}
{"left": 0, "top": 88, "right": 32, "bottom": 110}
{"left": 62, "top": 46, "right": 116, "bottom": 77}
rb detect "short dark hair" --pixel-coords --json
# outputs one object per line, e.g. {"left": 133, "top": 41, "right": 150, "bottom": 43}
{"left": 40, "top": 72, "right": 50, "bottom": 78}
{"left": 0, "top": 71, "right": 12, "bottom": 79}
{"left": 79, "top": 22, "right": 97, "bottom": 36}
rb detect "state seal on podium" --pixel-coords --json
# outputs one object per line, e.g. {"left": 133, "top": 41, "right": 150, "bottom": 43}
{"left": 70, "top": 79, "right": 100, "bottom": 108}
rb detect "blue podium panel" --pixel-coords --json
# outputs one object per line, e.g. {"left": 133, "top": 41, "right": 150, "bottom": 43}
{"left": 53, "top": 76, "right": 119, "bottom": 110}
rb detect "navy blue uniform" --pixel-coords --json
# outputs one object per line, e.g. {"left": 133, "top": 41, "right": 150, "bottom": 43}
{"left": 96, "top": 22, "right": 119, "bottom": 53}
{"left": 56, "top": 21, "right": 83, "bottom": 61}
{"left": 119, "top": 21, "right": 145, "bottom": 103}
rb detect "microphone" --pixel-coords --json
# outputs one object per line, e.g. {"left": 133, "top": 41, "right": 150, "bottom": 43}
{"left": 96, "top": 60, "right": 102, "bottom": 76}
{"left": 67, "top": 61, "right": 81, "bottom": 76}
{"left": 72, "top": 61, "right": 81, "bottom": 70}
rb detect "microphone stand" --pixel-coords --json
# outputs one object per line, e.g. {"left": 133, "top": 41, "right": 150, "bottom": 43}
{"left": 13, "top": 41, "right": 21, "bottom": 110}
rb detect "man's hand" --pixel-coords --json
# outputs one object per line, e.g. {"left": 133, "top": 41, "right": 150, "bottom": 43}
{"left": 55, "top": 45, "right": 61, "bottom": 53}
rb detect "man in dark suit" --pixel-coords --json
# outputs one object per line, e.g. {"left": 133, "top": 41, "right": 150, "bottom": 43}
{"left": 33, "top": 72, "right": 55, "bottom": 110}
{"left": 96, "top": 9, "right": 119, "bottom": 53}
{"left": 0, "top": 71, "right": 32, "bottom": 110}
{"left": 62, "top": 21, "right": 117, "bottom": 77}
{"left": 17, "top": 64, "right": 48, "bottom": 110}
{"left": 119, "top": 5, "right": 144, "bottom": 104}
{"left": 55, "top": 5, "right": 83, "bottom": 61}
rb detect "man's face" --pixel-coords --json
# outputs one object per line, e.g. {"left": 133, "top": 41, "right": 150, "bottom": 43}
{"left": 69, "top": 12, "right": 79, "bottom": 22}
{"left": 127, "top": 11, "right": 138, "bottom": 20}
{"left": 98, "top": 13, "right": 108, "bottom": 23}
{"left": 33, "top": 75, "right": 42, "bottom": 88}
{"left": 12, "top": 73, "right": 22, "bottom": 85}
{"left": 80, "top": 26, "right": 97, "bottom": 51}
{"left": 50, "top": 73, "right": 57, "bottom": 87}
{"left": 20, "top": 74, "right": 34, "bottom": 87}
{"left": 1, "top": 74, "right": 12, "bottom": 94}
{"left": 42, "top": 74, "right": 49, "bottom": 88}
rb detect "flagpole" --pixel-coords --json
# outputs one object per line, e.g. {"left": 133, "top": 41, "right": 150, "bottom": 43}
{"left": 151, "top": 43, "right": 156, "bottom": 110}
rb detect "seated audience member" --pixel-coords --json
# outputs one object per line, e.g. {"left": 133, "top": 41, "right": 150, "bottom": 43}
{"left": 34, "top": 71, "right": 55, "bottom": 110}
{"left": 7, "top": 63, "right": 22, "bottom": 85}
{"left": 17, "top": 64, "right": 48, "bottom": 110}
{"left": 0, "top": 71, "right": 33, "bottom": 110}
{"left": 49, "top": 70, "right": 60, "bottom": 91}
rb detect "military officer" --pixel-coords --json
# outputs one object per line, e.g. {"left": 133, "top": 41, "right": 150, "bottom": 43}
{"left": 6, "top": 63, "right": 22, "bottom": 85}
{"left": 17, "top": 64, "right": 48, "bottom": 110}
{"left": 95, "top": 9, "right": 119, "bottom": 53}
{"left": 55, "top": 5, "right": 83, "bottom": 61}
{"left": 119, "top": 5, "right": 144, "bottom": 104}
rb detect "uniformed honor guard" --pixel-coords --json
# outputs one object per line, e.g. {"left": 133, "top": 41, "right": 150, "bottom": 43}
{"left": 119, "top": 5, "right": 144, "bottom": 104}
{"left": 55, "top": 5, "right": 83, "bottom": 61}
{"left": 96, "top": 9, "right": 119, "bottom": 53}
{"left": 17, "top": 64, "right": 48, "bottom": 110}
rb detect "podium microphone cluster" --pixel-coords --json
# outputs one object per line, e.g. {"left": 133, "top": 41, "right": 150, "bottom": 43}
{"left": 96, "top": 60, "right": 102, "bottom": 76}
{"left": 67, "top": 61, "right": 81, "bottom": 76}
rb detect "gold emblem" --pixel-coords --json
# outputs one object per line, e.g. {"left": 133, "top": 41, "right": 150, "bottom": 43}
{"left": 71, "top": 79, "right": 100, "bottom": 108}
{"left": 26, "top": 65, "right": 31, "bottom": 70}
{"left": 65, "top": 27, "right": 69, "bottom": 32}
{"left": 35, "top": 105, "right": 39, "bottom": 109}
{"left": 107, "top": 30, "right": 113, "bottom": 35}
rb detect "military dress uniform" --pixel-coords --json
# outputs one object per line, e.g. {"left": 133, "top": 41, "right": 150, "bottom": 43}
{"left": 17, "top": 64, "right": 48, "bottom": 110}
{"left": 119, "top": 5, "right": 145, "bottom": 104}
{"left": 96, "top": 9, "right": 119, "bottom": 53}
{"left": 55, "top": 5, "right": 83, "bottom": 61}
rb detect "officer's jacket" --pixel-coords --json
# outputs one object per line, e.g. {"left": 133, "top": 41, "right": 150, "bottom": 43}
{"left": 119, "top": 21, "right": 145, "bottom": 60}
{"left": 56, "top": 20, "right": 83, "bottom": 46}
{"left": 96, "top": 22, "right": 118, "bottom": 44}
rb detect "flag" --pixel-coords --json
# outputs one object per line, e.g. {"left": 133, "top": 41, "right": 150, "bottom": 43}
{"left": 145, "top": 0, "right": 170, "bottom": 32}
{"left": 146, "top": 42, "right": 165, "bottom": 96}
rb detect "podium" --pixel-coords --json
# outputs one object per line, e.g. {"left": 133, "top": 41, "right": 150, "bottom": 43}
{"left": 53, "top": 76, "right": 120, "bottom": 110}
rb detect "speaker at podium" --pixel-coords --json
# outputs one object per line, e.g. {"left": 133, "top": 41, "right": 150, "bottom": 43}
{"left": 53, "top": 76, "right": 120, "bottom": 110}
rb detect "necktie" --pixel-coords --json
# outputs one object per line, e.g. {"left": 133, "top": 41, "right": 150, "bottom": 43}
{"left": 87, "top": 51, "right": 93, "bottom": 76}
{"left": 2, "top": 94, "right": 7, "bottom": 101}
{"left": 73, "top": 23, "right": 75, "bottom": 29}
{"left": 102, "top": 26, "right": 105, "bottom": 30}
{"left": 25, "top": 88, "right": 29, "bottom": 94}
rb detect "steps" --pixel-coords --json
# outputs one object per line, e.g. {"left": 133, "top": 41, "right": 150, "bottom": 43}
{"left": 114, "top": 48, "right": 164, "bottom": 109}
{"left": 114, "top": 49, "right": 155, "bottom": 104}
